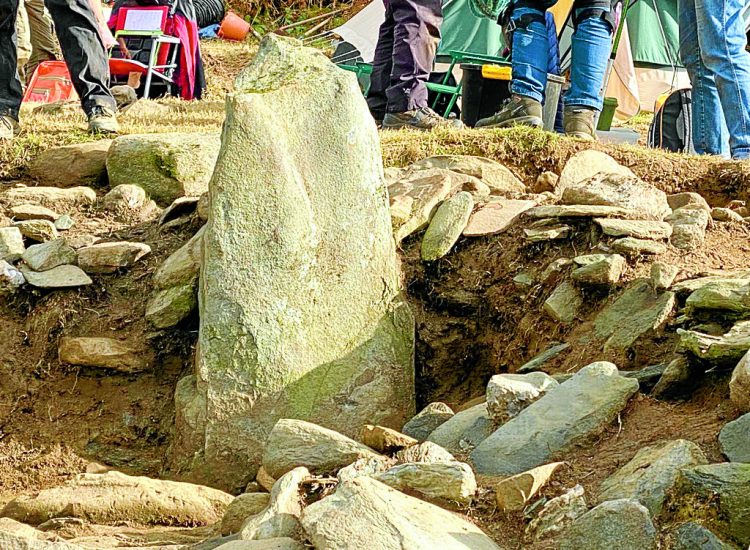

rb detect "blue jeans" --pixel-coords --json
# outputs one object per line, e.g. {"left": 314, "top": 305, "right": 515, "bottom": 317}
{"left": 679, "top": 0, "right": 750, "bottom": 159}
{"left": 511, "top": 7, "right": 612, "bottom": 110}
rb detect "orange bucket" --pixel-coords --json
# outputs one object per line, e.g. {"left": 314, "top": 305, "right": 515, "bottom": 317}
{"left": 218, "top": 11, "right": 250, "bottom": 41}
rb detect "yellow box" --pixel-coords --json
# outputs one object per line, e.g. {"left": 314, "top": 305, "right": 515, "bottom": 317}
{"left": 481, "top": 65, "right": 512, "bottom": 80}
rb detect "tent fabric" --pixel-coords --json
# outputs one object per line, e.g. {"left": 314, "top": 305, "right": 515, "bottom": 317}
{"left": 626, "top": 0, "right": 680, "bottom": 68}
{"left": 437, "top": 0, "right": 505, "bottom": 58}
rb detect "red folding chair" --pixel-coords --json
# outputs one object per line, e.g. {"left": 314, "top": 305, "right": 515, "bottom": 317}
{"left": 108, "top": 3, "right": 181, "bottom": 98}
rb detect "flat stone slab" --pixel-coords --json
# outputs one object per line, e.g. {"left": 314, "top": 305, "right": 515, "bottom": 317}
{"left": 389, "top": 170, "right": 453, "bottom": 243}
{"left": 464, "top": 199, "right": 536, "bottom": 236}
{"left": 427, "top": 403, "right": 493, "bottom": 454}
{"left": 612, "top": 237, "right": 668, "bottom": 257}
{"left": 685, "top": 279, "right": 750, "bottom": 315}
{"left": 557, "top": 150, "right": 635, "bottom": 194}
{"left": 58, "top": 337, "right": 151, "bottom": 373}
{"left": 524, "top": 225, "right": 571, "bottom": 242}
{"left": 544, "top": 281, "right": 582, "bottom": 324}
{"left": 408, "top": 155, "right": 525, "bottom": 196}
{"left": 22, "top": 239, "right": 76, "bottom": 272}
{"left": 526, "top": 205, "right": 638, "bottom": 219}
{"left": 10, "top": 204, "right": 59, "bottom": 221}
{"left": 470, "top": 362, "right": 639, "bottom": 476}
{"left": 77, "top": 242, "right": 151, "bottom": 274}
{"left": 374, "top": 461, "right": 477, "bottom": 504}
{"left": 14, "top": 220, "right": 58, "bottom": 242}
{"left": 595, "top": 218, "right": 673, "bottom": 240}
{"left": 571, "top": 253, "right": 626, "bottom": 286}
{"left": 3, "top": 186, "right": 97, "bottom": 207}
{"left": 20, "top": 265, "right": 92, "bottom": 288}
{"left": 678, "top": 322, "right": 750, "bottom": 365}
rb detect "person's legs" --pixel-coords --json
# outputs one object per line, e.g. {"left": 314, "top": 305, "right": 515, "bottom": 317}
{"left": 678, "top": 0, "right": 728, "bottom": 156}
{"left": 695, "top": 0, "right": 750, "bottom": 159}
{"left": 16, "top": 0, "right": 32, "bottom": 83}
{"left": 367, "top": 0, "right": 395, "bottom": 122}
{"left": 0, "top": 0, "right": 24, "bottom": 134}
{"left": 25, "top": 0, "right": 57, "bottom": 81}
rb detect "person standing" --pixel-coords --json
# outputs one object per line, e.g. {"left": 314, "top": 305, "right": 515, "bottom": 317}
{"left": 0, "top": 0, "right": 119, "bottom": 140}
{"left": 476, "top": 0, "right": 614, "bottom": 140}
{"left": 367, "top": 0, "right": 460, "bottom": 130}
{"left": 16, "top": 0, "right": 33, "bottom": 83}
{"left": 679, "top": 0, "right": 750, "bottom": 159}
{"left": 24, "top": 0, "right": 58, "bottom": 81}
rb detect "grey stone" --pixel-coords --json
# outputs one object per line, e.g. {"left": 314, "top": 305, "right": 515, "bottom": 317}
{"left": 0, "top": 227, "right": 25, "bottom": 261}
{"left": 560, "top": 173, "right": 671, "bottom": 221}
{"left": 612, "top": 237, "right": 668, "bottom": 257}
{"left": 524, "top": 225, "right": 571, "bottom": 242}
{"left": 513, "top": 272, "right": 534, "bottom": 287}
{"left": 374, "top": 461, "right": 477, "bottom": 504}
{"left": 668, "top": 207, "right": 710, "bottom": 250}
{"left": 651, "top": 262, "right": 679, "bottom": 290}
{"left": 526, "top": 204, "right": 638, "bottom": 219}
{"left": 106, "top": 132, "right": 221, "bottom": 205}
{"left": 221, "top": 493, "right": 272, "bottom": 536}
{"left": 408, "top": 155, "right": 526, "bottom": 196}
{"left": 427, "top": 403, "right": 493, "bottom": 454}
{"left": 544, "top": 280, "right": 583, "bottom": 324}
{"left": 571, "top": 253, "right": 626, "bottom": 286}
{"left": 421, "top": 191, "right": 473, "bottom": 261}
{"left": 3, "top": 187, "right": 96, "bottom": 208}
{"left": 10, "top": 204, "right": 59, "bottom": 221}
{"left": 58, "top": 337, "right": 151, "bottom": 373}
{"left": 595, "top": 218, "right": 673, "bottom": 239}
{"left": 470, "top": 362, "right": 639, "bottom": 476}
{"left": 20, "top": 265, "right": 92, "bottom": 288}
{"left": 102, "top": 184, "right": 148, "bottom": 212}
{"left": 360, "top": 425, "right": 417, "bottom": 454}
{"left": 494, "top": 462, "right": 564, "bottom": 512}
{"left": 145, "top": 283, "right": 198, "bottom": 329}
{"left": 300, "top": 477, "right": 501, "bottom": 550}
{"left": 593, "top": 280, "right": 675, "bottom": 352}
{"left": 527, "top": 484, "right": 587, "bottom": 541}
{"left": 557, "top": 151, "right": 635, "bottom": 195}
{"left": 559, "top": 499, "right": 657, "bottom": 550}
{"left": 395, "top": 441, "right": 456, "bottom": 464}
{"left": 159, "top": 197, "right": 199, "bottom": 225}
{"left": 28, "top": 141, "right": 110, "bottom": 187}
{"left": 463, "top": 199, "right": 536, "bottom": 236}
{"left": 154, "top": 226, "right": 203, "bottom": 290}
{"left": 53, "top": 215, "right": 74, "bottom": 231}
{"left": 671, "top": 522, "right": 734, "bottom": 550}
{"left": 486, "top": 372, "right": 558, "bottom": 424}
{"left": 719, "top": 413, "right": 750, "bottom": 462}
{"left": 14, "top": 220, "right": 58, "bottom": 242}
{"left": 337, "top": 456, "right": 396, "bottom": 483}
{"left": 21, "top": 240, "right": 76, "bottom": 272}
{"left": 239, "top": 467, "right": 308, "bottom": 541}
{"left": 215, "top": 539, "right": 305, "bottom": 550}
{"left": 0, "top": 533, "right": 83, "bottom": 549}
{"left": 598, "top": 439, "right": 707, "bottom": 516}
{"left": 711, "top": 207, "right": 745, "bottom": 222}
{"left": 77, "top": 242, "right": 151, "bottom": 274}
{"left": 685, "top": 279, "right": 750, "bottom": 315}
{"left": 667, "top": 192, "right": 711, "bottom": 213}
{"left": 176, "top": 36, "right": 415, "bottom": 490}
{"left": 534, "top": 171, "right": 559, "bottom": 193}
{"left": 678, "top": 323, "right": 750, "bottom": 366}
{"left": 671, "top": 463, "right": 750, "bottom": 546}
{"left": 651, "top": 357, "right": 700, "bottom": 400}
{"left": 518, "top": 342, "right": 571, "bottom": 373}
{"left": 402, "top": 402, "right": 455, "bottom": 442}
{"left": 0, "top": 260, "right": 25, "bottom": 289}
{"left": 197, "top": 192, "right": 209, "bottom": 222}
{"left": 389, "top": 170, "right": 453, "bottom": 243}
{"left": 261, "top": 419, "right": 381, "bottom": 479}
{"left": 730, "top": 350, "right": 750, "bottom": 412}
{"left": 541, "top": 258, "right": 573, "bottom": 282}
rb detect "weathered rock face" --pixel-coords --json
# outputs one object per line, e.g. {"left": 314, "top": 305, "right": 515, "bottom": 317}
{"left": 729, "top": 350, "right": 750, "bottom": 412}
{"left": 221, "top": 493, "right": 271, "bottom": 536}
{"left": 670, "top": 522, "right": 734, "bottom": 550}
{"left": 173, "top": 36, "right": 414, "bottom": 491}
{"left": 106, "top": 132, "right": 221, "bottom": 205}
{"left": 374, "top": 461, "right": 477, "bottom": 504}
{"left": 470, "top": 363, "right": 639, "bottom": 476}
{"left": 559, "top": 499, "right": 657, "bottom": 550}
{"left": 58, "top": 337, "right": 152, "bottom": 373}
{"left": 598, "top": 439, "right": 707, "bottom": 516}
{"left": 402, "top": 402, "right": 454, "bottom": 441}
{"left": 300, "top": 477, "right": 501, "bottom": 550}
{"left": 485, "top": 372, "right": 558, "bottom": 424}
{"left": 719, "top": 413, "right": 750, "bottom": 462}
{"left": 427, "top": 403, "right": 493, "bottom": 453}
{"left": 28, "top": 141, "right": 111, "bottom": 187}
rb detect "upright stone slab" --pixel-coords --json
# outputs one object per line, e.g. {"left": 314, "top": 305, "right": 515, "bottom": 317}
{"left": 173, "top": 36, "right": 415, "bottom": 491}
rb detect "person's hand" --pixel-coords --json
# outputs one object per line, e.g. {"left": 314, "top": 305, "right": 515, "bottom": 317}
{"left": 117, "top": 37, "right": 132, "bottom": 59}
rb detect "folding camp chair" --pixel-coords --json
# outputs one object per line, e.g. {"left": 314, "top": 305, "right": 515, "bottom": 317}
{"left": 109, "top": 2, "right": 181, "bottom": 98}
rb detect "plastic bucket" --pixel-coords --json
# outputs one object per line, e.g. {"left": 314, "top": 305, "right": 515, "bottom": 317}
{"left": 597, "top": 97, "right": 619, "bottom": 131}
{"left": 460, "top": 63, "right": 512, "bottom": 127}
{"left": 218, "top": 11, "right": 250, "bottom": 41}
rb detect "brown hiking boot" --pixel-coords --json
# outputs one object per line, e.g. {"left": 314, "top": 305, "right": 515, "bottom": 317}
{"left": 382, "top": 107, "right": 464, "bottom": 131}
{"left": 475, "top": 95, "right": 543, "bottom": 129}
{"left": 564, "top": 107, "right": 597, "bottom": 141}
{"left": 87, "top": 106, "right": 120, "bottom": 135}
{"left": 0, "top": 115, "right": 19, "bottom": 140}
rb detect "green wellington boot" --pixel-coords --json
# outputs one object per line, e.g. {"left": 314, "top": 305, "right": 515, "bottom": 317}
{"left": 475, "top": 95, "right": 543, "bottom": 129}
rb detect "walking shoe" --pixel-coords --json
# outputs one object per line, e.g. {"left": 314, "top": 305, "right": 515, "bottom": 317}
{"left": 382, "top": 106, "right": 463, "bottom": 130}
{"left": 475, "top": 95, "right": 543, "bottom": 129}
{"left": 87, "top": 106, "right": 120, "bottom": 135}
{"left": 0, "top": 115, "right": 19, "bottom": 140}
{"left": 564, "top": 107, "right": 597, "bottom": 141}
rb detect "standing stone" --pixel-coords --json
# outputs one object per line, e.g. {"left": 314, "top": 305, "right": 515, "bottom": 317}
{"left": 485, "top": 372, "right": 558, "bottom": 424}
{"left": 598, "top": 440, "right": 707, "bottom": 516}
{"left": 544, "top": 280, "right": 583, "bottom": 324}
{"left": 559, "top": 499, "right": 657, "bottom": 550}
{"left": 0, "top": 227, "right": 25, "bottom": 261}
{"left": 730, "top": 350, "right": 750, "bottom": 412}
{"left": 719, "top": 413, "right": 750, "bottom": 462}
{"left": 14, "top": 220, "right": 58, "bottom": 242}
{"left": 77, "top": 242, "right": 151, "bottom": 274}
{"left": 173, "top": 36, "right": 415, "bottom": 491}
{"left": 107, "top": 133, "right": 221, "bottom": 205}
{"left": 561, "top": 173, "right": 670, "bottom": 220}
{"left": 421, "top": 191, "right": 473, "bottom": 261}
{"left": 21, "top": 240, "right": 76, "bottom": 272}
{"left": 28, "top": 141, "right": 111, "bottom": 187}
{"left": 557, "top": 151, "right": 635, "bottom": 194}
{"left": 470, "top": 363, "right": 639, "bottom": 476}
{"left": 402, "top": 402, "right": 454, "bottom": 442}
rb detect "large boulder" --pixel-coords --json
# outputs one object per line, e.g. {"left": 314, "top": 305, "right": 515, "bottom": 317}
{"left": 300, "top": 477, "right": 501, "bottom": 550}
{"left": 28, "top": 141, "right": 111, "bottom": 187}
{"left": 470, "top": 362, "right": 639, "bottom": 475}
{"left": 106, "top": 132, "right": 221, "bottom": 205}
{"left": 598, "top": 440, "right": 707, "bottom": 516}
{"left": 559, "top": 499, "right": 657, "bottom": 550}
{"left": 172, "top": 36, "right": 414, "bottom": 491}
{"left": 0, "top": 471, "right": 233, "bottom": 526}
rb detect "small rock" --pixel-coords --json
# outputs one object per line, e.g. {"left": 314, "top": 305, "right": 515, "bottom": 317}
{"left": 571, "top": 253, "right": 626, "bottom": 286}
{"left": 495, "top": 462, "right": 564, "bottom": 512}
{"left": 557, "top": 151, "right": 635, "bottom": 194}
{"left": 408, "top": 155, "right": 525, "bottom": 196}
{"left": 534, "top": 171, "right": 559, "bottom": 193}
{"left": 671, "top": 522, "right": 734, "bottom": 550}
{"left": 685, "top": 279, "right": 750, "bottom": 315}
{"left": 678, "top": 322, "right": 750, "bottom": 366}
{"left": 3, "top": 186, "right": 97, "bottom": 207}
{"left": 527, "top": 484, "right": 587, "bottom": 540}
{"left": 668, "top": 207, "right": 710, "bottom": 250}
{"left": 261, "top": 419, "right": 381, "bottom": 479}
{"left": 145, "top": 283, "right": 198, "bottom": 329}
{"left": 463, "top": 199, "right": 536, "bottom": 237}
{"left": 20, "top": 265, "right": 92, "bottom": 288}
{"left": 402, "top": 403, "right": 455, "bottom": 442}
{"left": 53, "top": 215, "right": 74, "bottom": 231}
{"left": 541, "top": 258, "right": 573, "bottom": 282}
{"left": 0, "top": 260, "right": 25, "bottom": 289}
{"left": 513, "top": 272, "right": 534, "bottom": 287}
{"left": 66, "top": 234, "right": 98, "bottom": 250}
{"left": 197, "top": 192, "right": 209, "bottom": 222}
{"left": 337, "top": 456, "right": 396, "bottom": 483}
{"left": 374, "top": 461, "right": 477, "bottom": 504}
{"left": 612, "top": 237, "right": 667, "bottom": 257}
{"left": 14, "top": 220, "right": 58, "bottom": 242}
{"left": 486, "top": 372, "right": 558, "bottom": 425}
{"left": 77, "top": 242, "right": 151, "bottom": 274}
{"left": 255, "top": 467, "right": 276, "bottom": 493}
{"left": 421, "top": 191, "right": 473, "bottom": 261}
{"left": 595, "top": 218, "right": 672, "bottom": 240}
{"left": 524, "top": 225, "right": 571, "bottom": 242}
{"left": 719, "top": 413, "right": 750, "bottom": 462}
{"left": 559, "top": 499, "right": 657, "bottom": 550}
{"left": 517, "top": 342, "right": 570, "bottom": 373}
{"left": 0, "top": 226, "right": 25, "bottom": 261}
{"left": 621, "top": 364, "right": 667, "bottom": 393}
{"left": 526, "top": 204, "right": 637, "bottom": 219}
{"left": 712, "top": 207, "right": 745, "bottom": 222}
{"left": 239, "top": 467, "right": 308, "bottom": 541}
{"left": 10, "top": 204, "right": 59, "bottom": 221}
{"left": 667, "top": 192, "right": 711, "bottom": 213}
{"left": 22, "top": 239, "right": 77, "bottom": 272}
{"left": 360, "top": 425, "right": 417, "bottom": 454}
{"left": 648, "top": 356, "right": 698, "bottom": 400}
{"left": 58, "top": 337, "right": 151, "bottom": 373}
{"left": 651, "top": 262, "right": 679, "bottom": 290}
{"left": 159, "top": 197, "right": 200, "bottom": 226}
{"left": 598, "top": 439, "right": 707, "bottom": 516}
{"left": 111, "top": 84, "right": 137, "bottom": 109}
{"left": 544, "top": 280, "right": 582, "bottom": 324}
{"left": 28, "top": 141, "right": 111, "bottom": 187}
{"left": 427, "top": 403, "right": 493, "bottom": 454}
{"left": 102, "top": 184, "right": 148, "bottom": 213}
{"left": 730, "top": 350, "right": 750, "bottom": 412}
{"left": 389, "top": 170, "right": 453, "bottom": 242}
{"left": 395, "top": 441, "right": 456, "bottom": 464}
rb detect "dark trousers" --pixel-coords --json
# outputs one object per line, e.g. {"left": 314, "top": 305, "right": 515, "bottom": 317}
{"left": 0, "top": 0, "right": 115, "bottom": 120}
{"left": 367, "top": 0, "right": 443, "bottom": 118}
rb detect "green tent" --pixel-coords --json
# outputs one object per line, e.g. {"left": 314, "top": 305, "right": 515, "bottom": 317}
{"left": 438, "top": 0, "right": 506, "bottom": 58}
{"left": 626, "top": 0, "right": 681, "bottom": 68}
